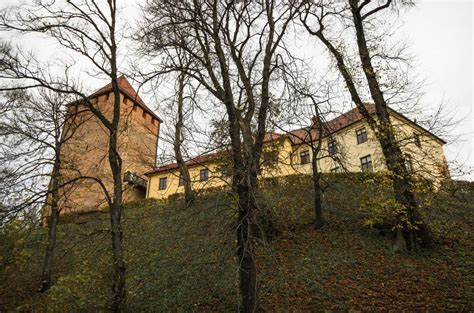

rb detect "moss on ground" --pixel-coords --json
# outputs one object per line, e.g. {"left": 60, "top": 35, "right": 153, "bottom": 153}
{"left": 1, "top": 174, "right": 473, "bottom": 311}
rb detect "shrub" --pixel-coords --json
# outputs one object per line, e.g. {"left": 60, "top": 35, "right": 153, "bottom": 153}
{"left": 47, "top": 270, "right": 109, "bottom": 312}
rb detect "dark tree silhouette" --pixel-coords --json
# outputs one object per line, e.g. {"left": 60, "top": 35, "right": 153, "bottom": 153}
{"left": 1, "top": 1, "right": 128, "bottom": 309}
{"left": 301, "top": 0, "right": 434, "bottom": 252}
{"left": 137, "top": 1, "right": 302, "bottom": 310}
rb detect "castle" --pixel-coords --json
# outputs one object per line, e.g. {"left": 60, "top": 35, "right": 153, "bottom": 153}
{"left": 146, "top": 105, "right": 449, "bottom": 199}
{"left": 54, "top": 77, "right": 449, "bottom": 213}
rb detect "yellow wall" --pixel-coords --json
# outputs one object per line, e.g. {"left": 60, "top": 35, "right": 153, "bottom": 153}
{"left": 390, "top": 114, "right": 449, "bottom": 183}
{"left": 147, "top": 113, "right": 448, "bottom": 200}
{"left": 289, "top": 121, "right": 384, "bottom": 175}
{"left": 147, "top": 162, "right": 231, "bottom": 199}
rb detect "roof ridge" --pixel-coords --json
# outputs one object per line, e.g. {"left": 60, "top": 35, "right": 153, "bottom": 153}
{"left": 89, "top": 76, "right": 163, "bottom": 123}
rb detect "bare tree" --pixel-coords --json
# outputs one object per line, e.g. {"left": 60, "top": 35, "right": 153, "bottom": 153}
{"left": 290, "top": 97, "right": 342, "bottom": 229}
{"left": 0, "top": 88, "right": 89, "bottom": 291}
{"left": 272, "top": 66, "right": 348, "bottom": 229}
{"left": 275, "top": 97, "right": 345, "bottom": 228}
{"left": 137, "top": 0, "right": 302, "bottom": 310}
{"left": 301, "top": 0, "right": 434, "bottom": 252}
{"left": 1, "top": 1, "right": 128, "bottom": 310}
{"left": 172, "top": 71, "right": 195, "bottom": 205}
{"left": 141, "top": 62, "right": 207, "bottom": 205}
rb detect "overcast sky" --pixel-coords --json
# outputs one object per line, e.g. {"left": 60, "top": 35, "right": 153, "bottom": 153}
{"left": 1, "top": 0, "right": 473, "bottom": 179}
{"left": 400, "top": 0, "right": 472, "bottom": 179}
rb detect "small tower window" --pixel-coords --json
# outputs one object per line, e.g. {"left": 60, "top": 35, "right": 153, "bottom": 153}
{"left": 300, "top": 150, "right": 310, "bottom": 165}
{"left": 356, "top": 128, "right": 368, "bottom": 144}
{"left": 328, "top": 139, "right": 337, "bottom": 156}
{"left": 200, "top": 168, "right": 209, "bottom": 181}
{"left": 360, "top": 155, "right": 373, "bottom": 172}
{"left": 159, "top": 177, "right": 167, "bottom": 190}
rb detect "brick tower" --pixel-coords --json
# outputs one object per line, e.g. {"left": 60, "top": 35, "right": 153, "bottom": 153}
{"left": 57, "top": 76, "right": 161, "bottom": 214}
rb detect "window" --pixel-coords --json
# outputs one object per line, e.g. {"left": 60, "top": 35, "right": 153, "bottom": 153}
{"left": 178, "top": 174, "right": 184, "bottom": 186}
{"left": 330, "top": 166, "right": 340, "bottom": 173}
{"left": 300, "top": 150, "right": 310, "bottom": 165}
{"left": 263, "top": 151, "right": 278, "bottom": 167}
{"left": 360, "top": 155, "right": 373, "bottom": 172}
{"left": 200, "top": 168, "right": 209, "bottom": 181}
{"left": 356, "top": 128, "right": 368, "bottom": 144}
{"left": 159, "top": 177, "right": 167, "bottom": 190}
{"left": 328, "top": 139, "right": 337, "bottom": 156}
{"left": 414, "top": 133, "right": 421, "bottom": 147}
{"left": 405, "top": 154, "right": 413, "bottom": 173}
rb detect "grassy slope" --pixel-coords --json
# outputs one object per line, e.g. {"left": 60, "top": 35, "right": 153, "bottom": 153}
{"left": 0, "top": 174, "right": 473, "bottom": 311}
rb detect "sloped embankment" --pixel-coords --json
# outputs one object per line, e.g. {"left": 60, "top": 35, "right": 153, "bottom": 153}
{"left": 0, "top": 174, "right": 472, "bottom": 311}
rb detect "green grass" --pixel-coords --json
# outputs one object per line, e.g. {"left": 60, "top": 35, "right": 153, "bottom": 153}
{"left": 1, "top": 174, "right": 473, "bottom": 311}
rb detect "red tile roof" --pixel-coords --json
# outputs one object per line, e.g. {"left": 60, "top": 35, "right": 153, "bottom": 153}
{"left": 146, "top": 151, "right": 228, "bottom": 175}
{"left": 90, "top": 75, "right": 162, "bottom": 122}
{"left": 146, "top": 106, "right": 373, "bottom": 176}
{"left": 146, "top": 132, "right": 285, "bottom": 176}
{"left": 263, "top": 132, "right": 283, "bottom": 142}
{"left": 146, "top": 104, "right": 445, "bottom": 176}
{"left": 288, "top": 105, "right": 376, "bottom": 145}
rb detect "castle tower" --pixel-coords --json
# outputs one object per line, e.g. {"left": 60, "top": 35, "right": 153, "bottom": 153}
{"left": 57, "top": 76, "right": 161, "bottom": 214}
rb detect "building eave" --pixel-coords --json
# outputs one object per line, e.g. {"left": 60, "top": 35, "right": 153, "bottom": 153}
{"left": 388, "top": 108, "right": 447, "bottom": 145}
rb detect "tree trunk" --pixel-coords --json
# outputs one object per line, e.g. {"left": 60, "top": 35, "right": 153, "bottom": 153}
{"left": 311, "top": 153, "right": 324, "bottom": 229}
{"left": 109, "top": 135, "right": 127, "bottom": 312}
{"left": 177, "top": 156, "right": 194, "bottom": 205}
{"left": 349, "top": 0, "right": 433, "bottom": 251}
{"left": 230, "top": 112, "right": 259, "bottom": 312}
{"left": 236, "top": 177, "right": 258, "bottom": 313}
{"left": 174, "top": 72, "right": 194, "bottom": 205}
{"left": 386, "top": 147, "right": 433, "bottom": 252}
{"left": 109, "top": 73, "right": 126, "bottom": 311}
{"left": 110, "top": 199, "right": 126, "bottom": 312}
{"left": 39, "top": 155, "right": 61, "bottom": 292}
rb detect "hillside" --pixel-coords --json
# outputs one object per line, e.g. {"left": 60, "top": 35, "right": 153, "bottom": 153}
{"left": 1, "top": 174, "right": 473, "bottom": 311}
